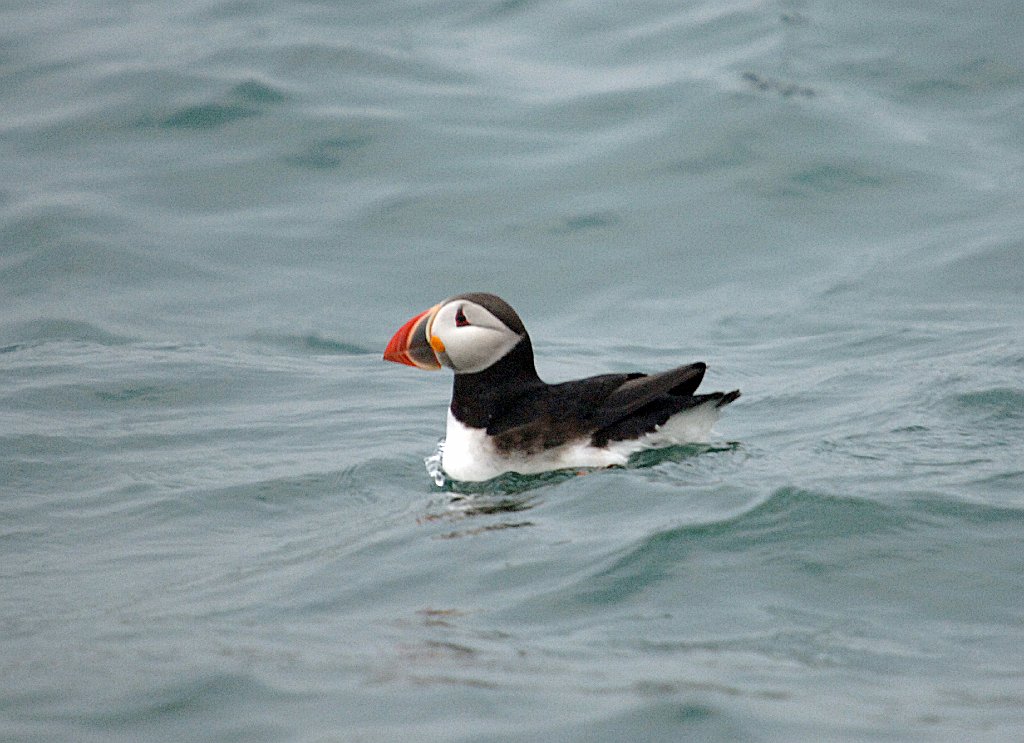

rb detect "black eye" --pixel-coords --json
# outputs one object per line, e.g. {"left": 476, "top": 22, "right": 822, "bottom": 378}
{"left": 455, "top": 306, "right": 470, "bottom": 327}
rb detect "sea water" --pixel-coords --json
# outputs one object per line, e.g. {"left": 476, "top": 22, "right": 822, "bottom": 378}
{"left": 2, "top": 1, "right": 1023, "bottom": 740}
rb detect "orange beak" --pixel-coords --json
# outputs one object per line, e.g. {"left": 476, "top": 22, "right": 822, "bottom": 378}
{"left": 383, "top": 304, "right": 442, "bottom": 370}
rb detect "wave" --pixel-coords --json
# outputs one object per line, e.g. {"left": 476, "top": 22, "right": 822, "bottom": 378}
{"left": 246, "top": 332, "right": 372, "bottom": 356}
{"left": 151, "top": 80, "right": 289, "bottom": 131}
{"left": 949, "top": 387, "right": 1024, "bottom": 422}
{"left": 514, "top": 485, "right": 1024, "bottom": 617}
{"left": 79, "top": 672, "right": 282, "bottom": 735}
{"left": 0, "top": 318, "right": 132, "bottom": 349}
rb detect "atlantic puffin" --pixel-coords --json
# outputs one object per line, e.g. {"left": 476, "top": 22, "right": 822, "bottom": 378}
{"left": 384, "top": 293, "right": 740, "bottom": 482}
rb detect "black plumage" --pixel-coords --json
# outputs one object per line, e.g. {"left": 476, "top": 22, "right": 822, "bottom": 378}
{"left": 446, "top": 294, "right": 740, "bottom": 455}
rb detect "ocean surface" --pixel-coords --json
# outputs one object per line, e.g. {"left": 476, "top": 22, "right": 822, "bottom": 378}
{"left": 2, "top": 0, "right": 1023, "bottom": 740}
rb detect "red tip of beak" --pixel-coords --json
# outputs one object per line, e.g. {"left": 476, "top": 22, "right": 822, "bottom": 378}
{"left": 383, "top": 305, "right": 442, "bottom": 370}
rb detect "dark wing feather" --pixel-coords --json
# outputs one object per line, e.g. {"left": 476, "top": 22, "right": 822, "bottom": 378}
{"left": 592, "top": 389, "right": 739, "bottom": 446}
{"left": 588, "top": 362, "right": 706, "bottom": 430}
{"left": 483, "top": 362, "right": 729, "bottom": 455}
{"left": 484, "top": 373, "right": 633, "bottom": 454}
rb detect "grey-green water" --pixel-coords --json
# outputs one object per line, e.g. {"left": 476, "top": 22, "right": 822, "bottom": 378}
{"left": 2, "top": 1, "right": 1023, "bottom": 740}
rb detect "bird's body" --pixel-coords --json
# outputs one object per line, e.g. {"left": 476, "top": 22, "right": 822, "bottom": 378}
{"left": 384, "top": 293, "right": 740, "bottom": 482}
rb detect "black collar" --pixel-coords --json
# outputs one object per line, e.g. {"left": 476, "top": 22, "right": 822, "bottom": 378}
{"left": 449, "top": 337, "right": 542, "bottom": 429}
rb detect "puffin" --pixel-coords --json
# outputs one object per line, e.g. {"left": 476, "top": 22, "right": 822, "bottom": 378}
{"left": 383, "top": 293, "right": 740, "bottom": 482}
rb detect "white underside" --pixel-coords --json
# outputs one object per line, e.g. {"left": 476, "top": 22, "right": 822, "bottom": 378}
{"left": 440, "top": 401, "right": 723, "bottom": 482}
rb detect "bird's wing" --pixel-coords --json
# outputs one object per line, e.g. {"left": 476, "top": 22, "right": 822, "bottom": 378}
{"left": 483, "top": 373, "right": 633, "bottom": 450}
{"left": 587, "top": 362, "right": 707, "bottom": 430}
{"left": 483, "top": 363, "right": 711, "bottom": 453}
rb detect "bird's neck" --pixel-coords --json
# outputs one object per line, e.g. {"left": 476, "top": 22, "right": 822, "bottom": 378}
{"left": 450, "top": 337, "right": 541, "bottom": 429}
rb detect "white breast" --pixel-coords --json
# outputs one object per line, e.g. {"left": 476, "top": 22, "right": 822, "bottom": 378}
{"left": 439, "top": 400, "right": 723, "bottom": 482}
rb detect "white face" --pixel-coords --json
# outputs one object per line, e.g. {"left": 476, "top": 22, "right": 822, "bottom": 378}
{"left": 428, "top": 299, "right": 523, "bottom": 374}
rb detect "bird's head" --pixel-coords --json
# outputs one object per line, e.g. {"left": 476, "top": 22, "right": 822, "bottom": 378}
{"left": 383, "top": 293, "right": 528, "bottom": 374}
